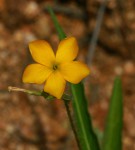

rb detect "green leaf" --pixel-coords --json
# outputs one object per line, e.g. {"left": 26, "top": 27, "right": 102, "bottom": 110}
{"left": 71, "top": 83, "right": 100, "bottom": 150}
{"left": 102, "top": 77, "right": 123, "bottom": 150}
{"left": 48, "top": 7, "right": 100, "bottom": 150}
{"left": 48, "top": 6, "right": 66, "bottom": 40}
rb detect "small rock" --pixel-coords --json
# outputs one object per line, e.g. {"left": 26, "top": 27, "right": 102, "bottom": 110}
{"left": 23, "top": 1, "right": 40, "bottom": 19}
{"left": 32, "top": 14, "right": 51, "bottom": 38}
{"left": 114, "top": 66, "right": 123, "bottom": 75}
{"left": 124, "top": 61, "right": 135, "bottom": 75}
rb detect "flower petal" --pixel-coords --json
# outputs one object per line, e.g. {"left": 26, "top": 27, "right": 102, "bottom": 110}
{"left": 59, "top": 61, "right": 90, "bottom": 84}
{"left": 56, "top": 37, "right": 79, "bottom": 63}
{"left": 22, "top": 64, "right": 52, "bottom": 84}
{"left": 29, "top": 40, "right": 55, "bottom": 67}
{"left": 44, "top": 71, "right": 66, "bottom": 99}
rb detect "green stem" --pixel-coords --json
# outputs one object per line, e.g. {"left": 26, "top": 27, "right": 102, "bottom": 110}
{"left": 64, "top": 101, "right": 81, "bottom": 149}
{"left": 8, "top": 86, "right": 54, "bottom": 100}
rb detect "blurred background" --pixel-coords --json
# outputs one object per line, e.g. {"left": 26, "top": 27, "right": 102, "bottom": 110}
{"left": 0, "top": 0, "right": 135, "bottom": 149}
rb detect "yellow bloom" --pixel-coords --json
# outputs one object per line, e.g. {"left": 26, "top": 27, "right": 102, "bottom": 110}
{"left": 22, "top": 37, "right": 90, "bottom": 99}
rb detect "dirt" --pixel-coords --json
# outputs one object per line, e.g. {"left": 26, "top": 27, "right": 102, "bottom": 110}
{"left": 0, "top": 0, "right": 135, "bottom": 150}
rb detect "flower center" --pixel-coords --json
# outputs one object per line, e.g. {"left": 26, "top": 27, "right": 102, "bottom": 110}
{"left": 53, "top": 64, "right": 58, "bottom": 70}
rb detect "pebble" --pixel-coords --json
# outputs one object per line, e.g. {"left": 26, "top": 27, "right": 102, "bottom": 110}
{"left": 124, "top": 61, "right": 135, "bottom": 75}
{"left": 23, "top": 1, "right": 40, "bottom": 19}
{"left": 114, "top": 66, "right": 123, "bottom": 75}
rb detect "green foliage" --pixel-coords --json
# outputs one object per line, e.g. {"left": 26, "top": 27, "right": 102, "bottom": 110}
{"left": 102, "top": 77, "right": 123, "bottom": 150}
{"left": 71, "top": 83, "right": 100, "bottom": 150}
{"left": 48, "top": 7, "right": 66, "bottom": 40}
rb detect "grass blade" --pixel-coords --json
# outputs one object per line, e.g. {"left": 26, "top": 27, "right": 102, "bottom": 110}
{"left": 71, "top": 83, "right": 100, "bottom": 150}
{"left": 48, "top": 6, "right": 66, "bottom": 40}
{"left": 102, "top": 77, "right": 123, "bottom": 150}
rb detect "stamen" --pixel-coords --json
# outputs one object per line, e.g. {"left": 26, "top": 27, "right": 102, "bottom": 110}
{"left": 53, "top": 64, "right": 58, "bottom": 70}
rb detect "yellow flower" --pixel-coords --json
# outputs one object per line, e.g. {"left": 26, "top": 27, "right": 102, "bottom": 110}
{"left": 22, "top": 37, "right": 90, "bottom": 99}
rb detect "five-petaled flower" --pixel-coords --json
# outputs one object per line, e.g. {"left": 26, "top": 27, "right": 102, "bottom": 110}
{"left": 22, "top": 37, "right": 90, "bottom": 99}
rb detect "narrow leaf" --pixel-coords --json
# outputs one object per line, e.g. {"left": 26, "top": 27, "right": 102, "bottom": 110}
{"left": 71, "top": 83, "right": 100, "bottom": 150}
{"left": 48, "top": 7, "right": 100, "bottom": 150}
{"left": 48, "top": 6, "right": 66, "bottom": 40}
{"left": 102, "top": 77, "right": 123, "bottom": 150}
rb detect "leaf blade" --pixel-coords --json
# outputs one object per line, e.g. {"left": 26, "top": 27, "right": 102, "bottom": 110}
{"left": 71, "top": 83, "right": 100, "bottom": 150}
{"left": 102, "top": 77, "right": 123, "bottom": 150}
